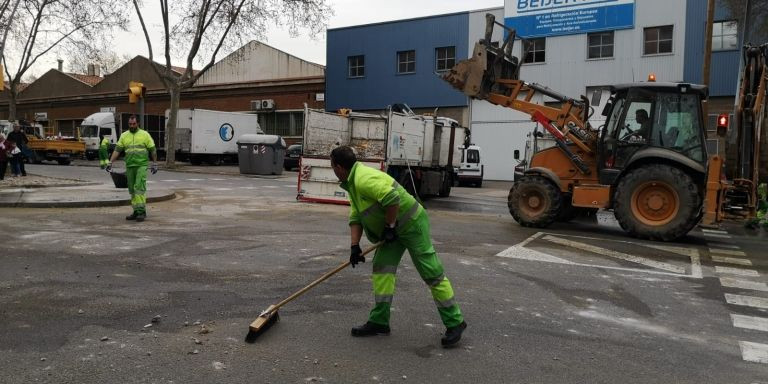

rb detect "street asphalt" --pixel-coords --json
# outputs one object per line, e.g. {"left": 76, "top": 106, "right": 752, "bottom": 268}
{"left": 1, "top": 161, "right": 767, "bottom": 383}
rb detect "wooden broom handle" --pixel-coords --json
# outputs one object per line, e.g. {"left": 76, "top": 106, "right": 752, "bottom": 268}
{"left": 269, "top": 242, "right": 382, "bottom": 312}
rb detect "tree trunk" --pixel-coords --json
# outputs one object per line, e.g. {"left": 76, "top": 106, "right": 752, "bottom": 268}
{"left": 164, "top": 83, "right": 180, "bottom": 167}
{"left": 8, "top": 81, "right": 17, "bottom": 121}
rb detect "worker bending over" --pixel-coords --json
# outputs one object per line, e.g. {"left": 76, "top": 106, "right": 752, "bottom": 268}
{"left": 330, "top": 145, "right": 467, "bottom": 347}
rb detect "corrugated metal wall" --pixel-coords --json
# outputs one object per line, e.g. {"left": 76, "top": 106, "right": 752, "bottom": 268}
{"left": 683, "top": 0, "right": 740, "bottom": 96}
{"left": 326, "top": 13, "right": 470, "bottom": 111}
{"left": 196, "top": 41, "right": 325, "bottom": 85}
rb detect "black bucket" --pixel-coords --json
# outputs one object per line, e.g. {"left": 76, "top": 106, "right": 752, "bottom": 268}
{"left": 110, "top": 171, "right": 128, "bottom": 188}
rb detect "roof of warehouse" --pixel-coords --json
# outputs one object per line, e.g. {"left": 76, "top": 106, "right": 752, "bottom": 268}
{"left": 64, "top": 73, "right": 103, "bottom": 86}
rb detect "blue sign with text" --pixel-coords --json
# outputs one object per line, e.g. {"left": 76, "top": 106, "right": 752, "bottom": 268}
{"left": 505, "top": 0, "right": 634, "bottom": 38}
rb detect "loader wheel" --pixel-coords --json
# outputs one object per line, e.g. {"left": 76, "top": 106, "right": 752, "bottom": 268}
{"left": 508, "top": 175, "right": 562, "bottom": 228}
{"left": 614, "top": 164, "right": 701, "bottom": 241}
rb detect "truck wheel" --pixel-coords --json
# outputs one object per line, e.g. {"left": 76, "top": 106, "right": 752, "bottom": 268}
{"left": 508, "top": 175, "right": 562, "bottom": 228}
{"left": 57, "top": 159, "right": 71, "bottom": 165}
{"left": 475, "top": 180, "right": 482, "bottom": 188}
{"left": 614, "top": 164, "right": 701, "bottom": 241}
{"left": 190, "top": 155, "right": 203, "bottom": 166}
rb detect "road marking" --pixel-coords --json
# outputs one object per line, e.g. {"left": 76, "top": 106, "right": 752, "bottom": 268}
{"left": 732, "top": 314, "right": 768, "bottom": 332}
{"left": 160, "top": 179, "right": 180, "bottom": 182}
{"left": 497, "top": 232, "right": 700, "bottom": 278}
{"left": 721, "top": 277, "right": 768, "bottom": 292}
{"left": 238, "top": 186, "right": 259, "bottom": 190}
{"left": 283, "top": 185, "right": 297, "bottom": 188}
{"left": 709, "top": 248, "right": 746, "bottom": 256}
{"left": 264, "top": 186, "right": 279, "bottom": 189}
{"left": 725, "top": 294, "right": 768, "bottom": 309}
{"left": 715, "top": 266, "right": 760, "bottom": 277}
{"left": 708, "top": 243, "right": 740, "bottom": 249}
{"left": 213, "top": 188, "right": 233, "bottom": 191}
{"left": 210, "top": 178, "right": 227, "bottom": 181}
{"left": 740, "top": 341, "right": 768, "bottom": 363}
{"left": 542, "top": 235, "right": 686, "bottom": 274}
{"left": 711, "top": 255, "right": 752, "bottom": 266}
{"left": 702, "top": 229, "right": 728, "bottom": 234}
{"left": 545, "top": 233, "right": 698, "bottom": 258}
{"left": 703, "top": 232, "right": 732, "bottom": 239}
{"left": 186, "top": 178, "right": 205, "bottom": 181}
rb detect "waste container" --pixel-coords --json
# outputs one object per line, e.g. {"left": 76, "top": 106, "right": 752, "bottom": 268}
{"left": 110, "top": 171, "right": 128, "bottom": 188}
{"left": 237, "top": 134, "right": 287, "bottom": 175}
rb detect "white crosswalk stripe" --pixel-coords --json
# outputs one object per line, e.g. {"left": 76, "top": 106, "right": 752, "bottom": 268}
{"left": 720, "top": 277, "right": 768, "bottom": 292}
{"left": 739, "top": 341, "right": 768, "bottom": 363}
{"left": 703, "top": 232, "right": 732, "bottom": 239}
{"left": 715, "top": 266, "right": 760, "bottom": 277}
{"left": 709, "top": 248, "right": 746, "bottom": 256}
{"left": 732, "top": 314, "right": 768, "bottom": 332}
{"left": 711, "top": 255, "right": 752, "bottom": 266}
{"left": 725, "top": 294, "right": 768, "bottom": 309}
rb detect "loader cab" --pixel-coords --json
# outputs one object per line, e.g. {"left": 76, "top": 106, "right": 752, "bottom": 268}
{"left": 598, "top": 83, "right": 708, "bottom": 185}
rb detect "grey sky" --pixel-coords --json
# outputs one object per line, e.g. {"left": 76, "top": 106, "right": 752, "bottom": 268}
{"left": 35, "top": 0, "right": 502, "bottom": 77}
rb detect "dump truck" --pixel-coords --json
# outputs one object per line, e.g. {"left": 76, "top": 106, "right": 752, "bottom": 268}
{"left": 442, "top": 14, "right": 766, "bottom": 241}
{"left": 298, "top": 104, "right": 466, "bottom": 203}
{"left": 80, "top": 112, "right": 118, "bottom": 160}
{"left": 0, "top": 121, "right": 85, "bottom": 165}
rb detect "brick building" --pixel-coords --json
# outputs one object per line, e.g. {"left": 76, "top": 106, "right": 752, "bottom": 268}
{"left": 0, "top": 42, "right": 325, "bottom": 146}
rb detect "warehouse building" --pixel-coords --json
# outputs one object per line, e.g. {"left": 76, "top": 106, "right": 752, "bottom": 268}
{"left": 325, "top": 0, "right": 742, "bottom": 180}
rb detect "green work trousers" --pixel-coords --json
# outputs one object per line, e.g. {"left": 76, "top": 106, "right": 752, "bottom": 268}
{"left": 368, "top": 210, "right": 464, "bottom": 328}
{"left": 126, "top": 166, "right": 147, "bottom": 215}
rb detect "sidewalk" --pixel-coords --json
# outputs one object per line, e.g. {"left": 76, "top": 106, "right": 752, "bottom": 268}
{"left": 0, "top": 175, "right": 175, "bottom": 208}
{"left": 70, "top": 159, "right": 298, "bottom": 180}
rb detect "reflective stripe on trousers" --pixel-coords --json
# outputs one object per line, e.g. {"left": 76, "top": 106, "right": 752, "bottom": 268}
{"left": 126, "top": 167, "right": 148, "bottom": 214}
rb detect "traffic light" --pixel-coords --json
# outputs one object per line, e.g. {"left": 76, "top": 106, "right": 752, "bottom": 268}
{"left": 128, "top": 81, "right": 145, "bottom": 104}
{"left": 716, "top": 113, "right": 729, "bottom": 136}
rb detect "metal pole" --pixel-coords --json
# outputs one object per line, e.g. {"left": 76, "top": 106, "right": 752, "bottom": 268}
{"left": 139, "top": 97, "right": 145, "bottom": 129}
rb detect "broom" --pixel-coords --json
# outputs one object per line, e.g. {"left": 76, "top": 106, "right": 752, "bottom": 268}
{"left": 245, "top": 242, "right": 381, "bottom": 342}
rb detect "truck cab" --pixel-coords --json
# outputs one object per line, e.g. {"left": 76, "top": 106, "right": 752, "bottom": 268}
{"left": 80, "top": 112, "right": 118, "bottom": 160}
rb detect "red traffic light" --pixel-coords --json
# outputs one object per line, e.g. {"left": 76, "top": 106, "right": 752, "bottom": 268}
{"left": 717, "top": 114, "right": 728, "bottom": 128}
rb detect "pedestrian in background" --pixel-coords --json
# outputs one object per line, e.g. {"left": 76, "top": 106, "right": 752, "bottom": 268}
{"left": 7, "top": 125, "right": 27, "bottom": 177}
{"left": 0, "top": 134, "right": 10, "bottom": 180}
{"left": 98, "top": 132, "right": 110, "bottom": 169}
{"left": 106, "top": 115, "right": 158, "bottom": 222}
{"left": 7, "top": 138, "right": 22, "bottom": 177}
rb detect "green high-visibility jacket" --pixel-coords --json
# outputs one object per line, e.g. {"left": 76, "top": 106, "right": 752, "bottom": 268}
{"left": 98, "top": 137, "right": 110, "bottom": 162}
{"left": 340, "top": 162, "right": 423, "bottom": 242}
{"left": 115, "top": 129, "right": 155, "bottom": 168}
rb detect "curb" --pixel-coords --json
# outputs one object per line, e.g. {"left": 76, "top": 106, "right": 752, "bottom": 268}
{"left": 0, "top": 191, "right": 177, "bottom": 208}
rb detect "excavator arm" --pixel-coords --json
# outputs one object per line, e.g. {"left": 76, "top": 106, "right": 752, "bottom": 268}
{"left": 442, "top": 13, "right": 597, "bottom": 175}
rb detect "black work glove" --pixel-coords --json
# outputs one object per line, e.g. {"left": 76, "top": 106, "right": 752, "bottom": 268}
{"left": 150, "top": 162, "right": 158, "bottom": 175}
{"left": 381, "top": 225, "right": 398, "bottom": 244}
{"left": 350, "top": 244, "right": 365, "bottom": 268}
{"left": 105, "top": 163, "right": 112, "bottom": 173}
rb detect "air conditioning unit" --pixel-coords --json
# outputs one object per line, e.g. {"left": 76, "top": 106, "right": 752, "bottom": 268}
{"left": 251, "top": 100, "right": 262, "bottom": 111}
{"left": 261, "top": 99, "right": 275, "bottom": 110}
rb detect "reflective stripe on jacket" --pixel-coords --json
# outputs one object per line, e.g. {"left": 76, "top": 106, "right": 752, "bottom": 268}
{"left": 340, "top": 162, "right": 423, "bottom": 242}
{"left": 115, "top": 129, "right": 155, "bottom": 168}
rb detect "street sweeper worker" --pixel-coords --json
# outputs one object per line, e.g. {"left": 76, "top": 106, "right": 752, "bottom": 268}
{"left": 106, "top": 115, "right": 158, "bottom": 222}
{"left": 98, "top": 133, "right": 110, "bottom": 169}
{"left": 330, "top": 145, "right": 467, "bottom": 347}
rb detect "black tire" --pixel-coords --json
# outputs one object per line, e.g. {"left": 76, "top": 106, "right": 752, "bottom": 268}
{"left": 557, "top": 195, "right": 579, "bottom": 222}
{"left": 614, "top": 164, "right": 701, "bottom": 241}
{"left": 508, "top": 175, "right": 562, "bottom": 228}
{"left": 57, "top": 159, "right": 71, "bottom": 165}
{"left": 85, "top": 153, "right": 96, "bottom": 161}
{"left": 190, "top": 155, "right": 203, "bottom": 166}
{"left": 475, "top": 179, "right": 483, "bottom": 188}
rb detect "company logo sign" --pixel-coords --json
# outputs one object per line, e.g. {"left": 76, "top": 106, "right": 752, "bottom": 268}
{"left": 219, "top": 123, "right": 234, "bottom": 142}
{"left": 505, "top": 0, "right": 634, "bottom": 38}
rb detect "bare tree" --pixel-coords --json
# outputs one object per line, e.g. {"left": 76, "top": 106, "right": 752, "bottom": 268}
{"left": 131, "top": 0, "right": 331, "bottom": 166}
{"left": 68, "top": 44, "right": 133, "bottom": 75}
{"left": 721, "top": 0, "right": 768, "bottom": 42}
{"left": 0, "top": 0, "right": 21, "bottom": 73}
{"left": 1, "top": 0, "right": 129, "bottom": 120}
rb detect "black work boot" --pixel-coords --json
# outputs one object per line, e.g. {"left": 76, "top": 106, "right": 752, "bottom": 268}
{"left": 135, "top": 213, "right": 146, "bottom": 222}
{"left": 441, "top": 321, "right": 467, "bottom": 347}
{"left": 126, "top": 213, "right": 138, "bottom": 220}
{"left": 351, "top": 322, "right": 390, "bottom": 337}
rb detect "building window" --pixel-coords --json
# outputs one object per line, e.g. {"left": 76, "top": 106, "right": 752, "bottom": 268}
{"left": 706, "top": 138, "right": 719, "bottom": 155}
{"left": 587, "top": 31, "right": 614, "bottom": 59}
{"left": 397, "top": 50, "right": 416, "bottom": 74}
{"left": 644, "top": 26, "right": 673, "bottom": 55}
{"left": 348, "top": 55, "right": 365, "bottom": 78}
{"left": 712, "top": 20, "right": 738, "bottom": 51}
{"left": 258, "top": 111, "right": 305, "bottom": 137}
{"left": 523, "top": 38, "right": 546, "bottom": 63}
{"left": 435, "top": 46, "right": 456, "bottom": 71}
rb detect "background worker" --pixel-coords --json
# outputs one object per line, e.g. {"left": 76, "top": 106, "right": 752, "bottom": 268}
{"left": 7, "top": 125, "right": 27, "bottom": 176}
{"left": 106, "top": 115, "right": 158, "bottom": 222}
{"left": 330, "top": 145, "right": 467, "bottom": 347}
{"left": 98, "top": 132, "right": 110, "bottom": 169}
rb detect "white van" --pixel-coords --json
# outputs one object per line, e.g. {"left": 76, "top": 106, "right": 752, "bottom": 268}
{"left": 457, "top": 145, "right": 483, "bottom": 187}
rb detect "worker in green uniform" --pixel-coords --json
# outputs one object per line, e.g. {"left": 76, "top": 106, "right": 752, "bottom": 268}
{"left": 106, "top": 115, "right": 158, "bottom": 222}
{"left": 330, "top": 145, "right": 467, "bottom": 347}
{"left": 98, "top": 133, "right": 111, "bottom": 169}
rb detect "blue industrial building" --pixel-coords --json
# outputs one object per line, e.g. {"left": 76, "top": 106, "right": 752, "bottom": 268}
{"left": 325, "top": 12, "right": 470, "bottom": 113}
